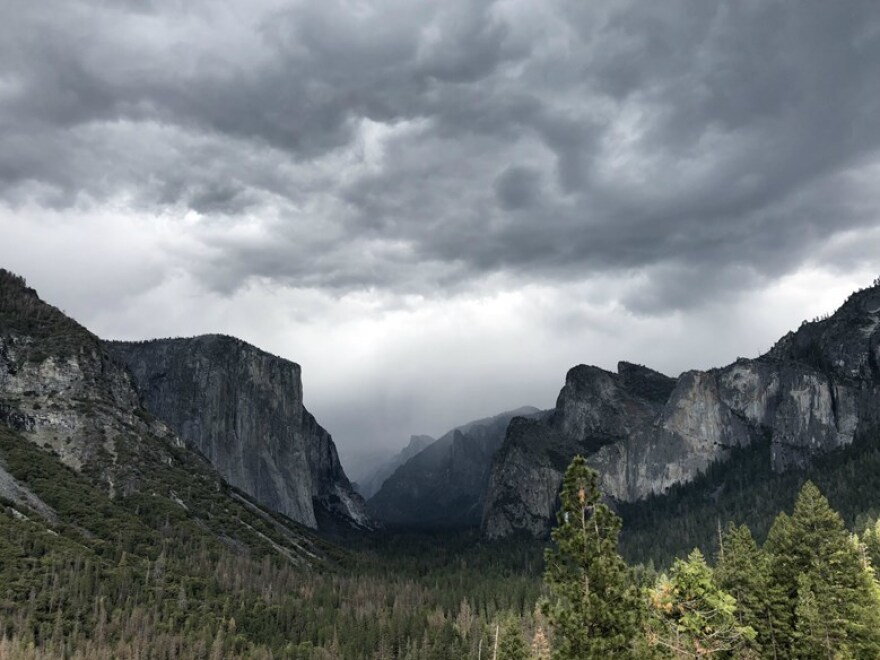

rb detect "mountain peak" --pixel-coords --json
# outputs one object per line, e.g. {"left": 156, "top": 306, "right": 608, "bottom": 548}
{"left": 405, "top": 433, "right": 434, "bottom": 454}
{"left": 616, "top": 361, "right": 677, "bottom": 404}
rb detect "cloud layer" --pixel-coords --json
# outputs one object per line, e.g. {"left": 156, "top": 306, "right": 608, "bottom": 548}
{"left": 3, "top": 0, "right": 880, "bottom": 465}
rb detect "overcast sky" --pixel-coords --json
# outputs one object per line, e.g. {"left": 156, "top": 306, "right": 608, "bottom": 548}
{"left": 3, "top": 0, "right": 880, "bottom": 474}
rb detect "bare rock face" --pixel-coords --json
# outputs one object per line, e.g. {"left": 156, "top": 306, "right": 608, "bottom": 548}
{"left": 480, "top": 418, "right": 569, "bottom": 538}
{"left": 554, "top": 364, "right": 665, "bottom": 454}
{"left": 107, "top": 336, "right": 369, "bottom": 530}
{"left": 481, "top": 363, "right": 674, "bottom": 538}
{"left": 0, "top": 270, "right": 368, "bottom": 536}
{"left": 483, "top": 283, "right": 880, "bottom": 539}
{"left": 590, "top": 369, "right": 753, "bottom": 503}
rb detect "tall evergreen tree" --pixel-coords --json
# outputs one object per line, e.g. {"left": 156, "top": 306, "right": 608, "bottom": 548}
{"left": 542, "top": 455, "right": 642, "bottom": 659}
{"left": 764, "top": 481, "right": 880, "bottom": 659}
{"left": 861, "top": 516, "right": 880, "bottom": 574}
{"left": 496, "top": 616, "right": 529, "bottom": 660}
{"left": 715, "top": 523, "right": 776, "bottom": 657}
{"left": 792, "top": 573, "right": 827, "bottom": 660}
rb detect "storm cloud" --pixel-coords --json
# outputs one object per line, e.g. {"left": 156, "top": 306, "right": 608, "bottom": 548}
{"left": 2, "top": 0, "right": 880, "bottom": 467}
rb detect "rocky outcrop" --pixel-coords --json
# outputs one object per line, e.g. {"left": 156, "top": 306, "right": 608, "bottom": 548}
{"left": 483, "top": 284, "right": 880, "bottom": 539}
{"left": 554, "top": 363, "right": 671, "bottom": 454}
{"left": 368, "top": 407, "right": 541, "bottom": 528}
{"left": 107, "top": 336, "right": 369, "bottom": 530}
{"left": 0, "top": 270, "right": 182, "bottom": 495}
{"left": 479, "top": 417, "right": 570, "bottom": 538}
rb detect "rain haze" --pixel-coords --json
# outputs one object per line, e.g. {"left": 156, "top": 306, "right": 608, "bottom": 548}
{"left": 2, "top": 0, "right": 880, "bottom": 477}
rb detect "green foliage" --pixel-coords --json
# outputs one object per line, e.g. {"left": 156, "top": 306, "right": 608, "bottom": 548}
{"left": 646, "top": 548, "right": 755, "bottom": 658}
{"left": 714, "top": 524, "right": 774, "bottom": 656}
{"left": 496, "top": 616, "right": 528, "bottom": 660}
{"left": 0, "top": 430, "right": 159, "bottom": 557}
{"left": 545, "top": 458, "right": 880, "bottom": 660}
{"left": 542, "top": 455, "right": 642, "bottom": 659}
{"left": 764, "top": 482, "right": 880, "bottom": 659}
{"left": 861, "top": 516, "right": 880, "bottom": 570}
{"left": 0, "top": 504, "right": 544, "bottom": 659}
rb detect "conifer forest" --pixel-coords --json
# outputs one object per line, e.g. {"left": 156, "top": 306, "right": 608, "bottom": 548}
{"left": 4, "top": 427, "right": 880, "bottom": 658}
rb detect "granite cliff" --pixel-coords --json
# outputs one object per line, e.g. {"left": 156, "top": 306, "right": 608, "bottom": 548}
{"left": 107, "top": 336, "right": 369, "bottom": 531}
{"left": 368, "top": 406, "right": 541, "bottom": 527}
{"left": 0, "top": 268, "right": 329, "bottom": 562}
{"left": 483, "top": 283, "right": 880, "bottom": 538}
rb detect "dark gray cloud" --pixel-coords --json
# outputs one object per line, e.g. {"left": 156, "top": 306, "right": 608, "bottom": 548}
{"left": 2, "top": 0, "right": 880, "bottom": 315}
{"left": 494, "top": 166, "right": 542, "bottom": 210}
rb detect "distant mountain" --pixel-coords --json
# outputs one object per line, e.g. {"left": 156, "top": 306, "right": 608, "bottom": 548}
{"left": 367, "top": 406, "right": 542, "bottom": 527}
{"left": 355, "top": 434, "right": 435, "bottom": 499}
{"left": 482, "top": 281, "right": 880, "bottom": 539}
{"left": 107, "top": 336, "right": 369, "bottom": 531}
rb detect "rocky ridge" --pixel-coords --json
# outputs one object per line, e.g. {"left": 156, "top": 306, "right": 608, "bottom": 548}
{"left": 482, "top": 283, "right": 880, "bottom": 539}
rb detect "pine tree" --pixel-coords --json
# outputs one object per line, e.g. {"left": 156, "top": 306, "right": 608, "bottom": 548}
{"left": 765, "top": 481, "right": 880, "bottom": 659}
{"left": 496, "top": 616, "right": 528, "bottom": 660}
{"left": 715, "top": 523, "right": 776, "bottom": 656}
{"left": 861, "top": 517, "right": 880, "bottom": 573}
{"left": 542, "top": 455, "right": 642, "bottom": 659}
{"left": 792, "top": 573, "right": 828, "bottom": 660}
{"left": 647, "top": 548, "right": 755, "bottom": 657}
